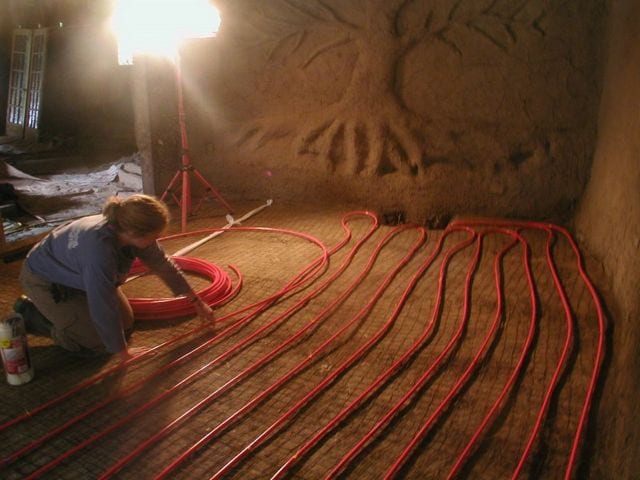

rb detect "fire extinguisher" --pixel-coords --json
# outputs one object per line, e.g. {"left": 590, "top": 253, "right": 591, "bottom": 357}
{"left": 0, "top": 313, "right": 34, "bottom": 385}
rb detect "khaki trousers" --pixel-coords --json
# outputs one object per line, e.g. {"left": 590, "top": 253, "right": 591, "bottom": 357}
{"left": 19, "top": 263, "right": 133, "bottom": 354}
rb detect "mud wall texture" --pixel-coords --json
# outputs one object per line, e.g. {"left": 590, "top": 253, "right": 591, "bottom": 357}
{"left": 575, "top": 0, "right": 640, "bottom": 477}
{"left": 164, "top": 0, "right": 607, "bottom": 224}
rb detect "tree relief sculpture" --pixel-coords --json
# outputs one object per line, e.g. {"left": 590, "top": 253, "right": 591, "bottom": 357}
{"left": 216, "top": 0, "right": 572, "bottom": 177}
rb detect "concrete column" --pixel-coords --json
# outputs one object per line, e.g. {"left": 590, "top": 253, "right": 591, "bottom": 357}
{"left": 130, "top": 56, "right": 180, "bottom": 196}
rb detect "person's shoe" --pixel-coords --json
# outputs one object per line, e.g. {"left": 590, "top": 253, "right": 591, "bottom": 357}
{"left": 13, "top": 294, "right": 33, "bottom": 315}
{"left": 13, "top": 295, "right": 53, "bottom": 337}
{"left": 24, "top": 315, "right": 53, "bottom": 337}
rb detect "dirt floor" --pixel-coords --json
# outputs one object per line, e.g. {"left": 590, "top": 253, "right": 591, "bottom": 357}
{"left": 0, "top": 165, "right": 607, "bottom": 480}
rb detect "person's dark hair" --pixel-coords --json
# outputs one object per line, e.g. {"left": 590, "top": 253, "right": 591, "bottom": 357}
{"left": 103, "top": 195, "right": 170, "bottom": 237}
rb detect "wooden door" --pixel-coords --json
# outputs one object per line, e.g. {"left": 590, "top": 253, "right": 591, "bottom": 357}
{"left": 24, "top": 28, "right": 48, "bottom": 139}
{"left": 5, "top": 28, "right": 47, "bottom": 139}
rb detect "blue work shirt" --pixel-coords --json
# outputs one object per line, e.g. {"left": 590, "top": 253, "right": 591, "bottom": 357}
{"left": 25, "top": 214, "right": 192, "bottom": 353}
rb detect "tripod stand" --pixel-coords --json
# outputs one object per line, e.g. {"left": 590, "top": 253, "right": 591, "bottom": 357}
{"left": 160, "top": 54, "right": 233, "bottom": 232}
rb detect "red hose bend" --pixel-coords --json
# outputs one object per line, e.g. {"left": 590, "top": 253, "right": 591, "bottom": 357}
{"left": 127, "top": 256, "right": 236, "bottom": 320}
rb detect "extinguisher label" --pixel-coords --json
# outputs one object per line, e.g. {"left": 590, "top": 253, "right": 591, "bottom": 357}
{"left": 1, "top": 338, "right": 31, "bottom": 374}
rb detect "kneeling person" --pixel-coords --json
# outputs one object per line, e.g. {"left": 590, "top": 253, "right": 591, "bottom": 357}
{"left": 17, "top": 194, "right": 213, "bottom": 361}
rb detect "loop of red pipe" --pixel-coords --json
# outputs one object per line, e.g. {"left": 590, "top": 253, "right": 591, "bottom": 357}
{"left": 0, "top": 214, "right": 605, "bottom": 480}
{"left": 127, "top": 256, "right": 236, "bottom": 320}
{"left": 119, "top": 222, "right": 605, "bottom": 480}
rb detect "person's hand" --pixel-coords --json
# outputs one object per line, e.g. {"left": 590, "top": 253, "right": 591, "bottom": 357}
{"left": 118, "top": 346, "right": 153, "bottom": 363}
{"left": 193, "top": 298, "right": 215, "bottom": 327}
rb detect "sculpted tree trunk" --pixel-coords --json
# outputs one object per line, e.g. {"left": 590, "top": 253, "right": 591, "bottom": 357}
{"left": 297, "top": 17, "right": 424, "bottom": 176}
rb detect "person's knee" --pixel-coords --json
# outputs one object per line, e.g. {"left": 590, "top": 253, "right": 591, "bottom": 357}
{"left": 51, "top": 326, "right": 107, "bottom": 355}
